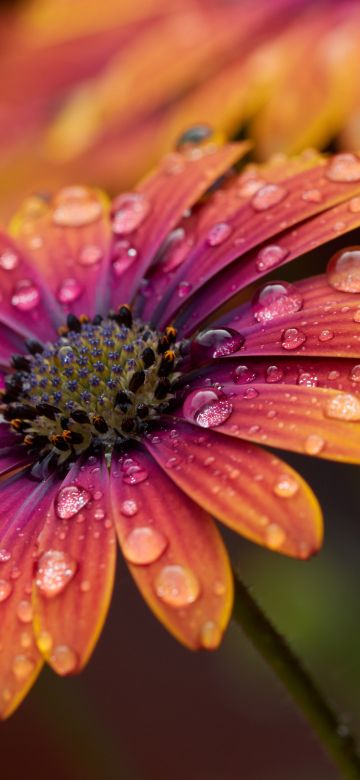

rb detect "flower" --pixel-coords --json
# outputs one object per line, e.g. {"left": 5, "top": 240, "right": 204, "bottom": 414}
{"left": 2, "top": 0, "right": 360, "bottom": 219}
{"left": 1, "top": 138, "right": 360, "bottom": 719}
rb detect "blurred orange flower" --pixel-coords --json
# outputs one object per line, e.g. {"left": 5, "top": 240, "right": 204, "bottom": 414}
{"left": 1, "top": 0, "right": 360, "bottom": 219}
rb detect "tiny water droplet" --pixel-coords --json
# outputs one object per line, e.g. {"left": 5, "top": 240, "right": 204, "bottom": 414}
{"left": 327, "top": 247, "right": 360, "bottom": 293}
{"left": 50, "top": 644, "right": 77, "bottom": 675}
{"left": 265, "top": 523, "right": 286, "bottom": 549}
{"left": 52, "top": 187, "right": 103, "bottom": 227}
{"left": 266, "top": 365, "right": 284, "bottom": 383}
{"left": 252, "top": 282, "right": 303, "bottom": 323}
{"left": 78, "top": 244, "right": 102, "bottom": 266}
{"left": 121, "top": 458, "right": 148, "bottom": 485}
{"left": 12, "top": 654, "right": 35, "bottom": 681}
{"left": 120, "top": 499, "right": 138, "bottom": 516}
{"left": 11, "top": 279, "right": 40, "bottom": 311}
{"left": 57, "top": 277, "right": 84, "bottom": 304}
{"left": 349, "top": 196, "right": 360, "bottom": 213}
{"left": 350, "top": 364, "right": 360, "bottom": 382}
{"left": 318, "top": 329, "right": 334, "bottom": 342}
{"left": 155, "top": 565, "right": 200, "bottom": 607}
{"left": 112, "top": 240, "right": 138, "bottom": 276}
{"left": 297, "top": 371, "right": 318, "bottom": 387}
{"left": 0, "top": 248, "right": 20, "bottom": 271}
{"left": 0, "top": 579, "right": 12, "bottom": 603}
{"left": 16, "top": 600, "right": 33, "bottom": 623}
{"left": 255, "top": 244, "right": 289, "bottom": 273}
{"left": 158, "top": 228, "right": 193, "bottom": 272}
{"left": 252, "top": 184, "right": 287, "bottom": 211}
{"left": 35, "top": 549, "right": 77, "bottom": 598}
{"left": 274, "top": 474, "right": 299, "bottom": 498}
{"left": 0, "top": 548, "right": 11, "bottom": 562}
{"left": 201, "top": 621, "right": 221, "bottom": 649}
{"left": 304, "top": 434, "right": 325, "bottom": 455}
{"left": 111, "top": 193, "right": 150, "bottom": 234}
{"left": 281, "top": 328, "right": 306, "bottom": 350}
{"left": 233, "top": 365, "right": 256, "bottom": 384}
{"left": 122, "top": 526, "right": 168, "bottom": 565}
{"left": 301, "top": 188, "right": 323, "bottom": 203}
{"left": 206, "top": 222, "right": 232, "bottom": 246}
{"left": 177, "top": 280, "right": 192, "bottom": 298}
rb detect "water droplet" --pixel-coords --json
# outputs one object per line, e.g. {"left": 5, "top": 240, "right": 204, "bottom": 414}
{"left": 20, "top": 632, "right": 32, "bottom": 649}
{"left": 233, "top": 365, "right": 256, "bottom": 384}
{"left": 120, "top": 499, "right": 138, "bottom": 516}
{"left": 297, "top": 371, "right": 318, "bottom": 387}
{"left": 318, "top": 329, "right": 334, "bottom": 342}
{"left": 53, "top": 187, "right": 103, "bottom": 227}
{"left": 0, "top": 549, "right": 11, "bottom": 562}
{"left": 122, "top": 526, "right": 168, "bottom": 565}
{"left": 301, "top": 188, "right": 323, "bottom": 203}
{"left": 35, "top": 550, "right": 77, "bottom": 598}
{"left": 11, "top": 279, "right": 40, "bottom": 311}
{"left": 12, "top": 654, "right": 35, "bottom": 681}
{"left": 57, "top": 277, "right": 84, "bottom": 304}
{"left": 176, "top": 124, "right": 213, "bottom": 150}
{"left": 17, "top": 600, "right": 33, "bottom": 623}
{"left": 50, "top": 644, "right": 77, "bottom": 675}
{"left": 55, "top": 484, "right": 91, "bottom": 519}
{"left": 255, "top": 244, "right": 289, "bottom": 273}
{"left": 37, "top": 631, "right": 53, "bottom": 654}
{"left": 325, "top": 393, "right": 360, "bottom": 421}
{"left": 121, "top": 458, "right": 148, "bottom": 485}
{"left": 0, "top": 248, "right": 20, "bottom": 271}
{"left": 158, "top": 228, "right": 193, "bottom": 272}
{"left": 0, "top": 579, "right": 12, "bottom": 602}
{"left": 251, "top": 282, "right": 303, "bottom": 323}
{"left": 111, "top": 193, "right": 150, "bottom": 235}
{"left": 192, "top": 328, "right": 244, "bottom": 361}
{"left": 201, "top": 621, "right": 221, "bottom": 649}
{"left": 274, "top": 474, "right": 299, "bottom": 497}
{"left": 265, "top": 523, "right": 286, "bottom": 550}
{"left": 266, "top": 365, "right": 283, "bottom": 383}
{"left": 206, "top": 222, "right": 232, "bottom": 246}
{"left": 326, "top": 153, "right": 360, "bottom": 182}
{"left": 177, "top": 280, "right": 192, "bottom": 298}
{"left": 155, "top": 565, "right": 200, "bottom": 607}
{"left": 78, "top": 244, "right": 102, "bottom": 266}
{"left": 93, "top": 507, "right": 105, "bottom": 521}
{"left": 244, "top": 387, "right": 258, "bottom": 399}
{"left": 252, "top": 184, "right": 287, "bottom": 211}
{"left": 281, "top": 328, "right": 306, "bottom": 350}
{"left": 349, "top": 196, "right": 360, "bottom": 213}
{"left": 183, "top": 388, "right": 232, "bottom": 428}
{"left": 353, "top": 308, "right": 360, "bottom": 323}
{"left": 111, "top": 240, "right": 138, "bottom": 276}
{"left": 350, "top": 364, "right": 360, "bottom": 382}
{"left": 327, "top": 247, "right": 360, "bottom": 293}
{"left": 304, "top": 434, "right": 325, "bottom": 455}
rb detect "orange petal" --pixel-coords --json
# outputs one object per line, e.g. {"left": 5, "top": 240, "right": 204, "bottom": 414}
{"left": 110, "top": 447, "right": 233, "bottom": 649}
{"left": 33, "top": 455, "right": 116, "bottom": 675}
{"left": 145, "top": 422, "right": 323, "bottom": 560}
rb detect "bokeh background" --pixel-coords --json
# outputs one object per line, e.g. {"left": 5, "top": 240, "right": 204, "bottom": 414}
{"left": 1, "top": 1, "right": 360, "bottom": 778}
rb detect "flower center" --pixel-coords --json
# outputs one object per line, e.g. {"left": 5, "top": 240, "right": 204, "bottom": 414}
{"left": 2, "top": 306, "right": 182, "bottom": 470}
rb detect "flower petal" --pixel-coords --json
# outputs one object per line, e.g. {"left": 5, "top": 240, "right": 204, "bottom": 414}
{"left": 33, "top": 454, "right": 116, "bottom": 675}
{"left": 145, "top": 422, "right": 322, "bottom": 559}
{"left": 10, "top": 188, "right": 111, "bottom": 319}
{"left": 110, "top": 446, "right": 232, "bottom": 649}
{"left": 0, "top": 472, "right": 58, "bottom": 719}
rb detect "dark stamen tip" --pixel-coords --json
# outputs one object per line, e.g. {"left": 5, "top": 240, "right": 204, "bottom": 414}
{"left": 66, "top": 313, "right": 81, "bottom": 333}
{"left": 25, "top": 339, "right": 44, "bottom": 355}
{"left": 129, "top": 370, "right": 145, "bottom": 393}
{"left": 142, "top": 347, "right": 155, "bottom": 368}
{"left": 92, "top": 415, "right": 108, "bottom": 433}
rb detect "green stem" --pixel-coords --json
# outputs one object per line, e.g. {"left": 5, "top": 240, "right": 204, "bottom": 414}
{"left": 232, "top": 569, "right": 360, "bottom": 780}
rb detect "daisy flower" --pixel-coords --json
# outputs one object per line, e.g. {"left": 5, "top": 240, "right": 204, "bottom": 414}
{"left": 1, "top": 137, "right": 360, "bottom": 719}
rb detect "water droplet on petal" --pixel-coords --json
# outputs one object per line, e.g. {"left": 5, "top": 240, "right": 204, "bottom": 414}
{"left": 0, "top": 549, "right": 11, "bottom": 563}
{"left": 349, "top": 196, "right": 360, "bottom": 213}
{"left": 155, "top": 565, "right": 200, "bottom": 606}
{"left": 265, "top": 523, "right": 286, "bottom": 549}
{"left": 326, "top": 153, "right": 360, "bottom": 182}
{"left": 281, "top": 328, "right": 306, "bottom": 350}
{"left": 201, "top": 621, "right": 221, "bottom": 649}
{"left": 318, "top": 329, "right": 334, "bottom": 342}
{"left": 255, "top": 244, "right": 289, "bottom": 273}
{"left": 301, "top": 188, "right": 323, "bottom": 203}
{"left": 78, "top": 244, "right": 102, "bottom": 266}
{"left": 192, "top": 328, "right": 244, "bottom": 361}
{"left": 353, "top": 308, "right": 360, "bottom": 323}
{"left": 274, "top": 474, "right": 299, "bottom": 497}
{"left": 350, "top": 364, "right": 360, "bottom": 382}
{"left": 122, "top": 526, "right": 168, "bottom": 565}
{"left": 233, "top": 365, "right": 256, "bottom": 384}
{"left": 305, "top": 434, "right": 325, "bottom": 455}
{"left": 55, "top": 484, "right": 91, "bottom": 519}
{"left": 111, "top": 240, "right": 137, "bottom": 276}
{"left": 53, "top": 187, "right": 103, "bottom": 227}
{"left": 35, "top": 550, "right": 77, "bottom": 598}
{"left": 57, "top": 277, "right": 84, "bottom": 304}
{"left": 177, "top": 280, "right": 192, "bottom": 298}
{"left": 252, "top": 184, "right": 287, "bottom": 211}
{"left": 0, "top": 579, "right": 12, "bottom": 602}
{"left": 120, "top": 499, "right": 138, "bottom": 516}
{"left": 0, "top": 248, "right": 20, "bottom": 271}
{"left": 183, "top": 388, "right": 232, "bottom": 428}
{"left": 11, "top": 279, "right": 40, "bottom": 311}
{"left": 266, "top": 365, "right": 283, "bottom": 383}
{"left": 158, "top": 228, "right": 193, "bottom": 272}
{"left": 121, "top": 458, "right": 148, "bottom": 485}
{"left": 12, "top": 654, "right": 35, "bottom": 681}
{"left": 206, "top": 222, "right": 232, "bottom": 246}
{"left": 252, "top": 282, "right": 303, "bottom": 323}
{"left": 297, "top": 371, "right": 318, "bottom": 387}
{"left": 327, "top": 247, "right": 360, "bottom": 293}
{"left": 50, "top": 644, "right": 77, "bottom": 675}
{"left": 111, "top": 193, "right": 150, "bottom": 234}
{"left": 17, "top": 600, "right": 33, "bottom": 623}
{"left": 325, "top": 393, "right": 360, "bottom": 421}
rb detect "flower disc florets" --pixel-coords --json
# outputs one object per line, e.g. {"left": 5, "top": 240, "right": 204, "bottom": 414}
{"left": 2, "top": 306, "right": 182, "bottom": 466}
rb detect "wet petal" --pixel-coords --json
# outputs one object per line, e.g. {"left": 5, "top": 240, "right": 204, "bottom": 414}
{"left": 110, "top": 446, "right": 232, "bottom": 649}
{"left": 145, "top": 422, "right": 322, "bottom": 559}
{"left": 33, "top": 454, "right": 116, "bottom": 675}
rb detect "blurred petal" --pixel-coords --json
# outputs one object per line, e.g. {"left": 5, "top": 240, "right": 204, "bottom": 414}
{"left": 33, "top": 454, "right": 116, "bottom": 675}
{"left": 110, "top": 446, "right": 232, "bottom": 650}
{"left": 145, "top": 422, "right": 322, "bottom": 559}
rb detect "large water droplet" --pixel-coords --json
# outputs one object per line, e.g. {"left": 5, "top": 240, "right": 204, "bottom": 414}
{"left": 274, "top": 474, "right": 299, "bottom": 497}
{"left": 281, "top": 328, "right": 306, "bottom": 350}
{"left": 57, "top": 277, "right": 84, "bottom": 304}
{"left": 11, "top": 280, "right": 40, "bottom": 311}
{"left": 111, "top": 193, "right": 149, "bottom": 234}
{"left": 158, "top": 228, "right": 193, "bottom": 272}
{"left": 55, "top": 484, "right": 91, "bottom": 520}
{"left": 206, "top": 222, "right": 232, "bottom": 246}
{"left": 50, "top": 644, "right": 77, "bottom": 675}
{"left": 251, "top": 282, "right": 303, "bottom": 323}
{"left": 52, "top": 187, "right": 103, "bottom": 227}
{"left": 0, "top": 248, "right": 20, "bottom": 271}
{"left": 35, "top": 550, "right": 77, "bottom": 598}
{"left": 122, "top": 526, "right": 168, "bottom": 565}
{"left": 327, "top": 247, "right": 360, "bottom": 293}
{"left": 192, "top": 328, "right": 244, "bottom": 362}
{"left": 255, "top": 244, "right": 289, "bottom": 273}
{"left": 326, "top": 153, "right": 360, "bottom": 182}
{"left": 233, "top": 365, "right": 256, "bottom": 384}
{"left": 120, "top": 499, "right": 138, "bottom": 516}
{"left": 183, "top": 388, "right": 232, "bottom": 428}
{"left": 325, "top": 393, "right": 360, "bottom": 421}
{"left": 121, "top": 458, "right": 148, "bottom": 485}
{"left": 252, "top": 184, "right": 287, "bottom": 211}
{"left": 0, "top": 579, "right": 12, "bottom": 602}
{"left": 155, "top": 565, "right": 200, "bottom": 606}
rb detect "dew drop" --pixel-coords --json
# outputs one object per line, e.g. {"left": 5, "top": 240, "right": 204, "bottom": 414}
{"left": 233, "top": 365, "right": 256, "bottom": 384}
{"left": 177, "top": 280, "right": 192, "bottom": 298}
{"left": 11, "top": 279, "right": 40, "bottom": 311}
{"left": 121, "top": 458, "right": 148, "bottom": 485}
{"left": 274, "top": 474, "right": 299, "bottom": 498}
{"left": 12, "top": 654, "right": 35, "bottom": 681}
{"left": 111, "top": 193, "right": 150, "bottom": 234}
{"left": 297, "top": 371, "right": 318, "bottom": 387}
{"left": 281, "top": 328, "right": 306, "bottom": 350}
{"left": 252, "top": 184, "right": 287, "bottom": 211}
{"left": 16, "top": 600, "right": 33, "bottom": 623}
{"left": 111, "top": 240, "right": 138, "bottom": 276}
{"left": 251, "top": 282, "right": 303, "bottom": 323}
{"left": 350, "top": 364, "right": 360, "bottom": 382}
{"left": 0, "top": 579, "right": 12, "bottom": 603}
{"left": 326, "top": 153, "right": 360, "bottom": 182}
{"left": 206, "top": 222, "right": 232, "bottom": 246}
{"left": 0, "top": 248, "right": 20, "bottom": 271}
{"left": 183, "top": 388, "right": 232, "bottom": 428}
{"left": 57, "top": 277, "right": 84, "bottom": 304}
{"left": 55, "top": 484, "right": 91, "bottom": 520}
{"left": 201, "top": 621, "right": 221, "bottom": 649}
{"left": 0, "top": 548, "right": 11, "bottom": 562}
{"left": 266, "top": 365, "right": 284, "bottom": 383}
{"left": 50, "top": 644, "right": 77, "bottom": 675}
{"left": 120, "top": 499, "right": 138, "bottom": 516}
{"left": 353, "top": 309, "right": 360, "bottom": 323}
{"left": 192, "top": 327, "right": 244, "bottom": 361}
{"left": 255, "top": 244, "right": 289, "bottom": 273}
{"left": 155, "top": 565, "right": 200, "bottom": 607}
{"left": 327, "top": 247, "right": 360, "bottom": 293}
{"left": 301, "top": 188, "right": 323, "bottom": 203}
{"left": 304, "top": 434, "right": 325, "bottom": 455}
{"left": 265, "top": 523, "right": 286, "bottom": 550}
{"left": 325, "top": 393, "right": 360, "bottom": 421}
{"left": 318, "top": 329, "right": 334, "bottom": 342}
{"left": 349, "top": 196, "right": 360, "bottom": 214}
{"left": 122, "top": 526, "right": 168, "bottom": 565}
{"left": 78, "top": 244, "right": 102, "bottom": 266}
{"left": 35, "top": 550, "right": 77, "bottom": 598}
{"left": 52, "top": 187, "right": 103, "bottom": 227}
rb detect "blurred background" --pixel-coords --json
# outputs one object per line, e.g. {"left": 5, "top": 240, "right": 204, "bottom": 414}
{"left": 1, "top": 1, "right": 360, "bottom": 778}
